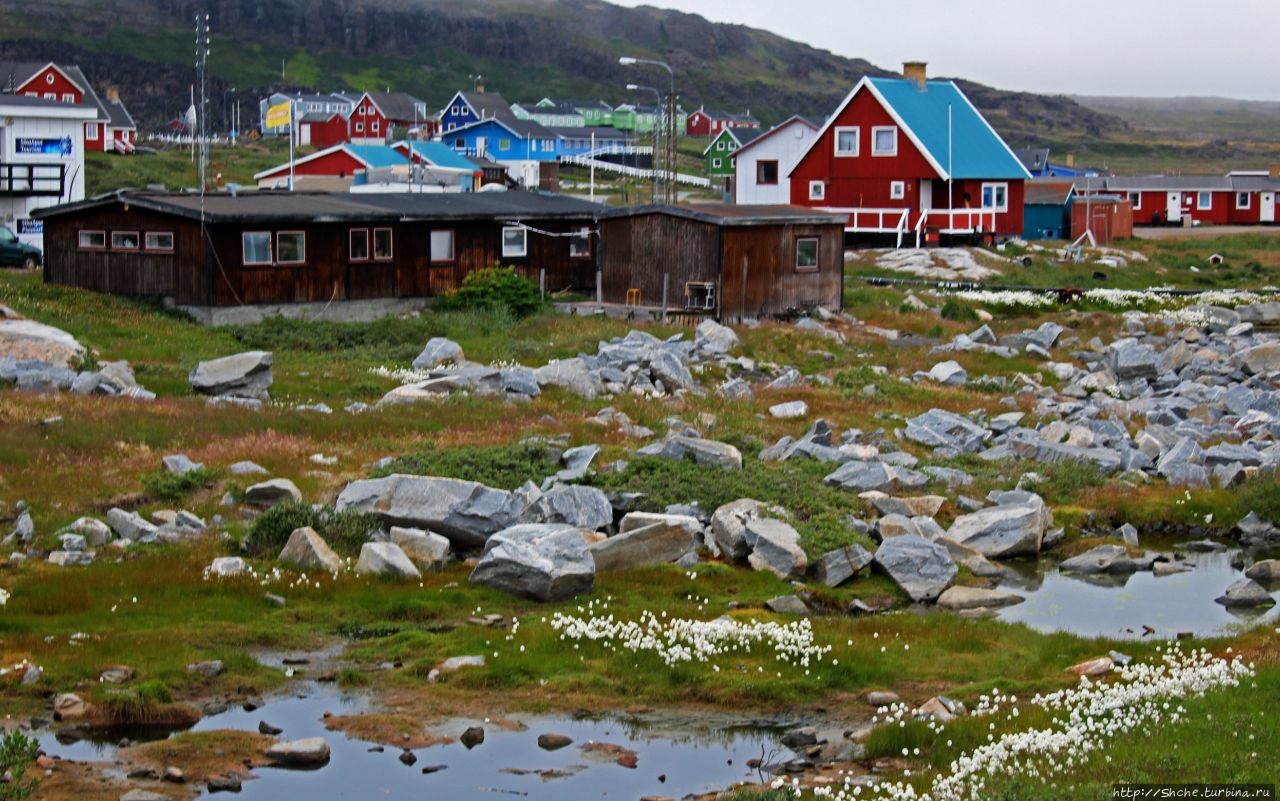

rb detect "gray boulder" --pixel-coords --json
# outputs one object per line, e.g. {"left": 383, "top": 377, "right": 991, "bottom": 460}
{"left": 945, "top": 494, "right": 1050, "bottom": 558}
{"left": 1244, "top": 559, "right": 1280, "bottom": 584}
{"left": 903, "top": 409, "right": 988, "bottom": 453}
{"left": 534, "top": 358, "right": 601, "bottom": 399}
{"left": 1107, "top": 338, "right": 1159, "bottom": 381}
{"left": 709, "top": 499, "right": 772, "bottom": 561}
{"left": 822, "top": 461, "right": 927, "bottom": 493}
{"left": 189, "top": 351, "right": 273, "bottom": 399}
{"left": 355, "top": 542, "right": 422, "bottom": 579}
{"left": 67, "top": 517, "right": 113, "bottom": 547}
{"left": 766, "top": 595, "right": 810, "bottom": 615}
{"left": 649, "top": 348, "right": 696, "bottom": 392}
{"left": 469, "top": 524, "right": 595, "bottom": 601}
{"left": 936, "top": 586, "right": 1025, "bottom": 611}
{"left": 229, "top": 460, "right": 269, "bottom": 476}
{"left": 874, "top": 534, "right": 957, "bottom": 603}
{"left": 208, "top": 556, "right": 248, "bottom": 576}
{"left": 411, "top": 337, "right": 464, "bottom": 369}
{"left": 390, "top": 527, "right": 451, "bottom": 570}
{"left": 244, "top": 478, "right": 303, "bottom": 508}
{"left": 1059, "top": 544, "right": 1147, "bottom": 575}
{"left": 809, "top": 544, "right": 874, "bottom": 587}
{"left": 695, "top": 319, "right": 740, "bottom": 354}
{"left": 520, "top": 484, "right": 613, "bottom": 531}
{"left": 637, "top": 435, "right": 742, "bottom": 471}
{"left": 926, "top": 360, "right": 967, "bottom": 386}
{"left": 1214, "top": 578, "right": 1276, "bottom": 608}
{"left": 744, "top": 518, "right": 807, "bottom": 580}
{"left": 278, "top": 527, "right": 345, "bottom": 574}
{"left": 1240, "top": 342, "right": 1280, "bottom": 375}
{"left": 162, "top": 454, "right": 204, "bottom": 475}
{"left": 590, "top": 520, "right": 696, "bottom": 572}
{"left": 1008, "top": 438, "right": 1122, "bottom": 474}
{"left": 48, "top": 550, "right": 95, "bottom": 567}
{"left": 336, "top": 475, "right": 522, "bottom": 548}
{"left": 266, "top": 737, "right": 331, "bottom": 766}
{"left": 106, "top": 508, "right": 159, "bottom": 542}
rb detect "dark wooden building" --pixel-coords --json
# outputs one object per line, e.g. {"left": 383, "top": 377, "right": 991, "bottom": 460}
{"left": 34, "top": 190, "right": 604, "bottom": 312}
{"left": 597, "top": 204, "right": 846, "bottom": 321}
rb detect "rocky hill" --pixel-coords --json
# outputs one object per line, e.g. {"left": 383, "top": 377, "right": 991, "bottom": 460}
{"left": 1, "top": 0, "right": 1128, "bottom": 145}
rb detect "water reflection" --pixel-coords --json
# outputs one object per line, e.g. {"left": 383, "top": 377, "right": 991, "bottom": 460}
{"left": 997, "top": 549, "right": 1280, "bottom": 639}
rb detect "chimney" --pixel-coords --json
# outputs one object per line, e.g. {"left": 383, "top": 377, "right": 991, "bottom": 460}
{"left": 475, "top": 80, "right": 485, "bottom": 94}
{"left": 1065, "top": 152, "right": 1075, "bottom": 168}
{"left": 1270, "top": 163, "right": 1280, "bottom": 180}
{"left": 902, "top": 61, "right": 928, "bottom": 88}
{"left": 105, "top": 86, "right": 120, "bottom": 104}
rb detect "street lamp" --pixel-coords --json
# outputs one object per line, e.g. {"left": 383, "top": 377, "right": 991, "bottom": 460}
{"left": 627, "top": 83, "right": 661, "bottom": 203}
{"left": 619, "top": 56, "right": 676, "bottom": 204}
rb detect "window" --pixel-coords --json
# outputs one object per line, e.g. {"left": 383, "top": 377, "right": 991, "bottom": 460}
{"left": 872, "top": 126, "right": 898, "bottom": 156}
{"left": 499, "top": 138, "right": 511, "bottom": 151}
{"left": 144, "top": 232, "right": 174, "bottom": 252}
{"left": 350, "top": 229, "right": 370, "bottom": 261}
{"left": 569, "top": 227, "right": 591, "bottom": 259}
{"left": 243, "top": 232, "right": 272, "bottom": 265}
{"left": 712, "top": 157, "right": 722, "bottom": 169}
{"left": 430, "top": 229, "right": 454, "bottom": 262}
{"left": 980, "top": 182, "right": 1009, "bottom": 212}
{"left": 373, "top": 228, "right": 393, "bottom": 260}
{"left": 78, "top": 230, "right": 106, "bottom": 250}
{"left": 502, "top": 226, "right": 527, "bottom": 258}
{"left": 277, "top": 231, "right": 305, "bottom": 264}
{"left": 85, "top": 124, "right": 98, "bottom": 141}
{"left": 890, "top": 181, "right": 906, "bottom": 200}
{"left": 111, "top": 231, "right": 139, "bottom": 250}
{"left": 44, "top": 92, "right": 55, "bottom": 100}
{"left": 756, "top": 160, "right": 779, "bottom": 184}
{"left": 354, "top": 121, "right": 364, "bottom": 133}
{"left": 809, "top": 180, "right": 826, "bottom": 201}
{"left": 1237, "top": 191, "right": 1252, "bottom": 210}
{"left": 795, "top": 237, "right": 819, "bottom": 272}
{"left": 62, "top": 93, "right": 74, "bottom": 103}
{"left": 716, "top": 140, "right": 726, "bottom": 151}
{"left": 834, "top": 126, "right": 859, "bottom": 157}
{"left": 372, "top": 121, "right": 380, "bottom": 133}
{"left": 1129, "top": 192, "right": 1141, "bottom": 209}
{"left": 45, "top": 73, "right": 55, "bottom": 84}
{"left": 1197, "top": 192, "right": 1212, "bottom": 210}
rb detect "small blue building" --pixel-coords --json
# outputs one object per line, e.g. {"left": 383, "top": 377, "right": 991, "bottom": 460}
{"left": 1023, "top": 180, "right": 1075, "bottom": 240}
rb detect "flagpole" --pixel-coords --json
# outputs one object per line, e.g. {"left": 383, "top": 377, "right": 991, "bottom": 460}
{"left": 190, "top": 85, "right": 195, "bottom": 163}
{"left": 289, "top": 98, "right": 296, "bottom": 190}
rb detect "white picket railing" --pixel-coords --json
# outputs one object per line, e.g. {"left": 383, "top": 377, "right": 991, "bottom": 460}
{"left": 560, "top": 155, "right": 711, "bottom": 188}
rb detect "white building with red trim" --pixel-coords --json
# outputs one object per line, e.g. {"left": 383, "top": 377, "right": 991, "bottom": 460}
{"left": 0, "top": 94, "right": 97, "bottom": 249}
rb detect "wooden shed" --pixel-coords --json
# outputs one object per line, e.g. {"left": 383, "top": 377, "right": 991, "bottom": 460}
{"left": 597, "top": 204, "right": 846, "bottom": 321}
{"left": 1070, "top": 195, "right": 1133, "bottom": 245}
{"left": 34, "top": 190, "right": 604, "bottom": 317}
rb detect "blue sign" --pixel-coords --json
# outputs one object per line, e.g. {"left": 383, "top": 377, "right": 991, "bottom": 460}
{"left": 16, "top": 219, "right": 42, "bottom": 235}
{"left": 16, "top": 137, "right": 73, "bottom": 156}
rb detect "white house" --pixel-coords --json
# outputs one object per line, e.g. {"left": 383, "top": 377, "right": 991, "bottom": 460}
{"left": 732, "top": 116, "right": 819, "bottom": 205}
{"left": 0, "top": 94, "right": 97, "bottom": 249}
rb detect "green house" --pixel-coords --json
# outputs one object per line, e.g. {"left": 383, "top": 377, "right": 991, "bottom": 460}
{"left": 704, "top": 126, "right": 765, "bottom": 184}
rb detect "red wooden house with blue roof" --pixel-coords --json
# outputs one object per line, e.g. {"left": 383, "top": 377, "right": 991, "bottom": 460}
{"left": 790, "top": 63, "right": 1030, "bottom": 246}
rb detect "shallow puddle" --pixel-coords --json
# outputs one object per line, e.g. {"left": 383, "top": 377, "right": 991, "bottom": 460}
{"left": 40, "top": 685, "right": 795, "bottom": 799}
{"left": 996, "top": 549, "right": 1280, "bottom": 639}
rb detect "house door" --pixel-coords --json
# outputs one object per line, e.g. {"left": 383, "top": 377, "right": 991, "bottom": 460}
{"left": 1166, "top": 192, "right": 1182, "bottom": 223}
{"left": 1261, "top": 192, "right": 1276, "bottom": 223}
{"left": 299, "top": 124, "right": 311, "bottom": 146}
{"left": 919, "top": 181, "right": 933, "bottom": 211}
{"left": 476, "top": 136, "right": 487, "bottom": 157}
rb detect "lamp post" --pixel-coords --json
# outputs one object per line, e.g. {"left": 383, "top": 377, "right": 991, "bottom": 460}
{"left": 626, "top": 83, "right": 661, "bottom": 203}
{"left": 619, "top": 56, "right": 676, "bottom": 204}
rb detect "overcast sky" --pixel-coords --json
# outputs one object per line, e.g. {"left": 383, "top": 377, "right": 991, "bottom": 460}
{"left": 608, "top": 0, "right": 1280, "bottom": 101}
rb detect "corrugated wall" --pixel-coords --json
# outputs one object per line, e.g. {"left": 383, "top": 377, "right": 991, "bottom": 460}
{"left": 599, "top": 214, "right": 720, "bottom": 310}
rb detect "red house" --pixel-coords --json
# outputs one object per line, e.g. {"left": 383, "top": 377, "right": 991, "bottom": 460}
{"left": 10, "top": 62, "right": 136, "bottom": 153}
{"left": 298, "top": 112, "right": 350, "bottom": 149}
{"left": 1082, "top": 174, "right": 1278, "bottom": 226}
{"left": 789, "top": 63, "right": 1029, "bottom": 245}
{"left": 686, "top": 108, "right": 760, "bottom": 137}
{"left": 342, "top": 91, "right": 428, "bottom": 145}
{"left": 254, "top": 144, "right": 412, "bottom": 190}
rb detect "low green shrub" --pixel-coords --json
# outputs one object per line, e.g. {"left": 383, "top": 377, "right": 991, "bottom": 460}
{"left": 436, "top": 265, "right": 545, "bottom": 318}
{"left": 940, "top": 297, "right": 979, "bottom": 322}
{"left": 377, "top": 442, "right": 560, "bottom": 490}
{"left": 242, "top": 503, "right": 382, "bottom": 558}
{"left": 0, "top": 730, "right": 39, "bottom": 800}
{"left": 141, "top": 467, "right": 214, "bottom": 501}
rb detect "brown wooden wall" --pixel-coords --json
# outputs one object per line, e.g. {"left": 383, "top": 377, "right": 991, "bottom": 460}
{"left": 598, "top": 214, "right": 721, "bottom": 310}
{"left": 720, "top": 223, "right": 844, "bottom": 320}
{"left": 42, "top": 208, "right": 202, "bottom": 302}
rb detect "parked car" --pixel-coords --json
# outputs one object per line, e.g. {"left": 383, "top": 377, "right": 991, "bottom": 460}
{"left": 0, "top": 225, "right": 42, "bottom": 268}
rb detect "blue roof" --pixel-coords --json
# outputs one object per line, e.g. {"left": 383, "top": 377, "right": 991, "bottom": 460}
{"left": 346, "top": 145, "right": 410, "bottom": 169}
{"left": 866, "top": 77, "right": 1029, "bottom": 181}
{"left": 402, "top": 141, "right": 478, "bottom": 171}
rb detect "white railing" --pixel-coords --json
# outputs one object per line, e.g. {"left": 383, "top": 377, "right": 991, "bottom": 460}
{"left": 560, "top": 155, "right": 711, "bottom": 188}
{"left": 824, "top": 206, "right": 1000, "bottom": 248}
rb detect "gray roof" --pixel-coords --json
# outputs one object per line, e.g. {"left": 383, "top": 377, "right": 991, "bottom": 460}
{"left": 1025, "top": 180, "right": 1075, "bottom": 205}
{"left": 1229, "top": 175, "right": 1280, "bottom": 191}
{"left": 459, "top": 90, "right": 517, "bottom": 122}
{"left": 369, "top": 91, "right": 425, "bottom": 123}
{"left": 35, "top": 189, "right": 606, "bottom": 224}
{"left": 1099, "top": 176, "right": 1233, "bottom": 192}
{"left": 600, "top": 202, "right": 846, "bottom": 227}
{"left": 0, "top": 61, "right": 47, "bottom": 93}
{"left": 1015, "top": 148, "right": 1052, "bottom": 172}
{"left": 104, "top": 96, "right": 135, "bottom": 129}
{"left": 548, "top": 125, "right": 630, "bottom": 140}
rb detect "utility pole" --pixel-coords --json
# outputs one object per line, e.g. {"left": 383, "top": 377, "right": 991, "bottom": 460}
{"left": 195, "top": 12, "right": 210, "bottom": 191}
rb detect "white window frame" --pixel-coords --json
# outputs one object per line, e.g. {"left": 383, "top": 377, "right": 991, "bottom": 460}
{"left": 711, "top": 157, "right": 722, "bottom": 169}
{"left": 144, "top": 231, "right": 174, "bottom": 252}
{"left": 889, "top": 180, "right": 905, "bottom": 200}
{"left": 1129, "top": 192, "right": 1141, "bottom": 209}
{"left": 354, "top": 121, "right": 364, "bottom": 133}
{"left": 111, "top": 231, "right": 140, "bottom": 251}
{"left": 372, "top": 227, "right": 393, "bottom": 261}
{"left": 834, "top": 126, "right": 860, "bottom": 157}
{"left": 276, "top": 231, "right": 306, "bottom": 265}
{"left": 980, "top": 182, "right": 1009, "bottom": 212}
{"left": 1236, "top": 191, "right": 1252, "bottom": 210}
{"left": 45, "top": 73, "right": 55, "bottom": 85}
{"left": 502, "top": 226, "right": 528, "bottom": 259}
{"left": 1197, "top": 191, "right": 1213, "bottom": 210}
{"left": 372, "top": 120, "right": 380, "bottom": 133}
{"left": 349, "top": 228, "right": 370, "bottom": 262}
{"left": 61, "top": 93, "right": 75, "bottom": 103}
{"left": 78, "top": 230, "right": 106, "bottom": 250}
{"left": 242, "top": 231, "right": 272, "bottom": 265}
{"left": 429, "top": 229, "right": 455, "bottom": 263}
{"left": 809, "top": 180, "right": 826, "bottom": 201}
{"left": 756, "top": 160, "right": 779, "bottom": 185}
{"left": 569, "top": 227, "right": 592, "bottom": 259}
{"left": 795, "top": 237, "right": 820, "bottom": 273}
{"left": 85, "top": 123, "right": 99, "bottom": 141}
{"left": 872, "top": 126, "right": 898, "bottom": 157}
